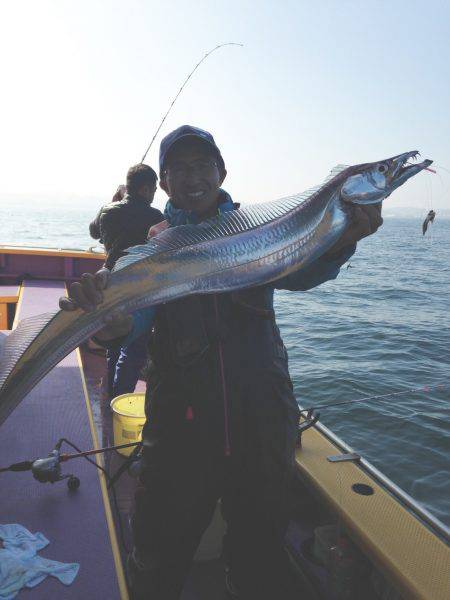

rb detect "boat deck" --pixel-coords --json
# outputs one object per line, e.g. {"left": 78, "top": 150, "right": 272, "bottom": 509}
{"left": 1, "top": 250, "right": 448, "bottom": 599}
{"left": 0, "top": 277, "right": 241, "bottom": 599}
{"left": 80, "top": 348, "right": 319, "bottom": 600}
{"left": 80, "top": 342, "right": 234, "bottom": 600}
{"left": 0, "top": 280, "right": 125, "bottom": 599}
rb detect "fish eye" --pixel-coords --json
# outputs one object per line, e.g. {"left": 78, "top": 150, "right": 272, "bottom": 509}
{"left": 378, "top": 164, "right": 388, "bottom": 173}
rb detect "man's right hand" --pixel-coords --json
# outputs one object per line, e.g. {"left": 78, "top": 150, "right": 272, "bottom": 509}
{"left": 59, "top": 268, "right": 133, "bottom": 341}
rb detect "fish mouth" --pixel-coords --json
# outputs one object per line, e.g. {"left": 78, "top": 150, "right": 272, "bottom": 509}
{"left": 391, "top": 150, "right": 433, "bottom": 182}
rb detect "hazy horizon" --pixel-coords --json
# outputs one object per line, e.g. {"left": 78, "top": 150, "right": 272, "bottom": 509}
{"left": 0, "top": 0, "right": 449, "bottom": 213}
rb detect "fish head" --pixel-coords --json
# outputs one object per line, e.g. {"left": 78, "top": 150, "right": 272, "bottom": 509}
{"left": 341, "top": 151, "right": 433, "bottom": 205}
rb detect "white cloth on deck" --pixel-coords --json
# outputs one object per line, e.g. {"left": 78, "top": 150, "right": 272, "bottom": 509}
{"left": 0, "top": 523, "right": 79, "bottom": 599}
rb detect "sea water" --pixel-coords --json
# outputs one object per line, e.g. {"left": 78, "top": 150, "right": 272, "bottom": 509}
{"left": 1, "top": 205, "right": 449, "bottom": 526}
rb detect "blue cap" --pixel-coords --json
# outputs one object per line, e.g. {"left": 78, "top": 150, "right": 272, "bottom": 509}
{"left": 159, "top": 125, "right": 225, "bottom": 175}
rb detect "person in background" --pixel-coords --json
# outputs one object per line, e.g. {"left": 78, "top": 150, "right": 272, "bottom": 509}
{"left": 112, "top": 184, "right": 127, "bottom": 203}
{"left": 89, "top": 164, "right": 164, "bottom": 399}
{"left": 95, "top": 166, "right": 163, "bottom": 269}
{"left": 89, "top": 185, "right": 126, "bottom": 242}
{"left": 62, "top": 126, "right": 382, "bottom": 599}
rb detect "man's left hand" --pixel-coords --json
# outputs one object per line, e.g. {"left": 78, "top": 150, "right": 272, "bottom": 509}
{"left": 323, "top": 203, "right": 383, "bottom": 258}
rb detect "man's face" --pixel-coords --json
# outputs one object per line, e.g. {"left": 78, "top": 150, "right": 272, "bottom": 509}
{"left": 160, "top": 138, "right": 226, "bottom": 220}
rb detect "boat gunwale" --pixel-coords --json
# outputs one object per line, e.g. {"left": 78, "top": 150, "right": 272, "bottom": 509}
{"left": 296, "top": 412, "right": 450, "bottom": 544}
{"left": 0, "top": 244, "right": 105, "bottom": 260}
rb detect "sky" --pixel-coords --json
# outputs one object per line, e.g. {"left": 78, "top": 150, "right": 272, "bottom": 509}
{"left": 0, "top": 0, "right": 449, "bottom": 213}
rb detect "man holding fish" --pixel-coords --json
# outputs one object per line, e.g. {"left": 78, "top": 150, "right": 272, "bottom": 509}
{"left": 61, "top": 125, "right": 383, "bottom": 599}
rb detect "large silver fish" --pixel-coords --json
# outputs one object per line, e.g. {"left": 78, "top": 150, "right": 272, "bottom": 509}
{"left": 0, "top": 151, "right": 432, "bottom": 425}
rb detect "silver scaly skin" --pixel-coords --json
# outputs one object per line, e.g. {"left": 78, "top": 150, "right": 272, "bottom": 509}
{"left": 0, "top": 151, "right": 432, "bottom": 425}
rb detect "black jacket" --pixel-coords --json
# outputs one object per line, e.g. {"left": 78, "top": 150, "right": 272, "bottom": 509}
{"left": 89, "top": 194, "right": 164, "bottom": 269}
{"left": 144, "top": 287, "right": 299, "bottom": 457}
{"left": 89, "top": 215, "right": 102, "bottom": 241}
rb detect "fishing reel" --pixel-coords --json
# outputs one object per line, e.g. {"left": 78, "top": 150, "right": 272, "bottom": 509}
{"left": 30, "top": 440, "right": 80, "bottom": 490}
{"left": 3, "top": 438, "right": 81, "bottom": 490}
{"left": 0, "top": 437, "right": 142, "bottom": 490}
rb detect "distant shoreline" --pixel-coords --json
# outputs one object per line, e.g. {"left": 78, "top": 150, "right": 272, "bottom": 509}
{"left": 383, "top": 213, "right": 450, "bottom": 219}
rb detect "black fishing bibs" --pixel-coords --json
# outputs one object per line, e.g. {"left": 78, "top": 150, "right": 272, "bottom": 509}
{"left": 148, "top": 287, "right": 286, "bottom": 372}
{"left": 150, "top": 296, "right": 211, "bottom": 369}
{"left": 144, "top": 287, "right": 293, "bottom": 449}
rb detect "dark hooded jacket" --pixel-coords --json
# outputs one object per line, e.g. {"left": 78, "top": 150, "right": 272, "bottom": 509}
{"left": 89, "top": 194, "right": 164, "bottom": 269}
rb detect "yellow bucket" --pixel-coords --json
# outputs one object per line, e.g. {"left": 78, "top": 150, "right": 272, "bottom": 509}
{"left": 110, "top": 393, "right": 146, "bottom": 456}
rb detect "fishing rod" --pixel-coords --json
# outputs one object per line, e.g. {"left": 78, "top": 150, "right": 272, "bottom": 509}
{"left": 0, "top": 436, "right": 143, "bottom": 557}
{"left": 3, "top": 384, "right": 446, "bottom": 482}
{"left": 0, "top": 437, "right": 141, "bottom": 490}
{"left": 299, "top": 382, "right": 448, "bottom": 415}
{"left": 140, "top": 42, "right": 243, "bottom": 163}
{"left": 0, "top": 437, "right": 142, "bottom": 553}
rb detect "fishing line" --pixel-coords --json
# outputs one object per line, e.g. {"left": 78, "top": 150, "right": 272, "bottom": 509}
{"left": 299, "top": 382, "right": 448, "bottom": 414}
{"left": 426, "top": 171, "right": 433, "bottom": 211}
{"left": 434, "top": 164, "right": 450, "bottom": 175}
{"left": 424, "top": 171, "right": 434, "bottom": 246}
{"left": 140, "top": 42, "right": 243, "bottom": 163}
{"left": 432, "top": 169, "right": 446, "bottom": 188}
{"left": 408, "top": 159, "right": 438, "bottom": 240}
{"left": 59, "top": 438, "right": 134, "bottom": 578}
{"left": 55, "top": 438, "right": 134, "bottom": 558}
{"left": 422, "top": 164, "right": 450, "bottom": 205}
{"left": 432, "top": 165, "right": 450, "bottom": 204}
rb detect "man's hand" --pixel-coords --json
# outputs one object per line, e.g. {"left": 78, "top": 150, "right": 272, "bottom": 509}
{"left": 59, "top": 268, "right": 133, "bottom": 341}
{"left": 323, "top": 203, "right": 383, "bottom": 258}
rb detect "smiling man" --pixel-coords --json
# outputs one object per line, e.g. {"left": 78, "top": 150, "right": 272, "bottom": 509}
{"left": 159, "top": 125, "right": 231, "bottom": 223}
{"left": 61, "top": 125, "right": 382, "bottom": 600}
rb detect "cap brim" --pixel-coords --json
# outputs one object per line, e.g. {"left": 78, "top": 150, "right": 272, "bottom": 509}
{"left": 161, "top": 134, "right": 221, "bottom": 171}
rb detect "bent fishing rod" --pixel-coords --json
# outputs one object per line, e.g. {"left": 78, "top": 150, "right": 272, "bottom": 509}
{"left": 140, "top": 42, "right": 243, "bottom": 163}
{"left": 299, "top": 381, "right": 448, "bottom": 414}
{"left": 296, "top": 382, "right": 448, "bottom": 442}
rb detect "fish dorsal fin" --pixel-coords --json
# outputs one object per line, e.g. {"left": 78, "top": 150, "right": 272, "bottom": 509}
{"left": 324, "top": 164, "right": 351, "bottom": 184}
{"left": 113, "top": 165, "right": 349, "bottom": 273}
{"left": 0, "top": 311, "right": 58, "bottom": 387}
{"left": 114, "top": 194, "right": 307, "bottom": 271}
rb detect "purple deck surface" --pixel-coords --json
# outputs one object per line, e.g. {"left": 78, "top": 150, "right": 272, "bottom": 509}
{"left": 0, "top": 281, "right": 123, "bottom": 599}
